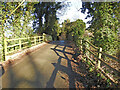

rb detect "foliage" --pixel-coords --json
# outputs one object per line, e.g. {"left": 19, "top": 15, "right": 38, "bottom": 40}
{"left": 81, "top": 2, "right": 119, "bottom": 56}
{"left": 62, "top": 19, "right": 71, "bottom": 33}
{"left": 33, "top": 2, "right": 69, "bottom": 38}
{"left": 52, "top": 20, "right": 61, "bottom": 40}
{"left": 0, "top": 2, "right": 37, "bottom": 61}
{"left": 44, "top": 35, "right": 52, "bottom": 42}
{"left": 65, "top": 19, "right": 86, "bottom": 46}
{"left": 1, "top": 2, "right": 36, "bottom": 39}
{"left": 0, "top": 1, "right": 70, "bottom": 61}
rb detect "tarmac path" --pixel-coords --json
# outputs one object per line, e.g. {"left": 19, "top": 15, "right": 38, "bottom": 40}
{"left": 1, "top": 41, "right": 74, "bottom": 88}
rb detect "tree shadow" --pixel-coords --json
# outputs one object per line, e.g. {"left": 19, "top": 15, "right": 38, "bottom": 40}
{"left": 1, "top": 53, "right": 44, "bottom": 88}
{"left": 0, "top": 64, "right": 5, "bottom": 77}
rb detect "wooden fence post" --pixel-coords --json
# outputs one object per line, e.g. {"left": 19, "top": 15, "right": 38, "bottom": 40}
{"left": 98, "top": 47, "right": 102, "bottom": 68}
{"left": 85, "top": 41, "right": 88, "bottom": 62}
{"left": 4, "top": 38, "right": 7, "bottom": 61}
{"left": 34, "top": 36, "right": 36, "bottom": 45}
{"left": 19, "top": 39, "right": 21, "bottom": 50}
{"left": 80, "top": 39, "right": 82, "bottom": 51}
{"left": 86, "top": 41, "right": 89, "bottom": 58}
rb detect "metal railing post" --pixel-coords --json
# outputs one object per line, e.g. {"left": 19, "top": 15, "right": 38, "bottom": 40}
{"left": 34, "top": 36, "right": 36, "bottom": 45}
{"left": 43, "top": 33, "right": 46, "bottom": 42}
{"left": 19, "top": 39, "right": 21, "bottom": 50}
{"left": 4, "top": 38, "right": 7, "bottom": 61}
{"left": 38, "top": 36, "right": 40, "bottom": 43}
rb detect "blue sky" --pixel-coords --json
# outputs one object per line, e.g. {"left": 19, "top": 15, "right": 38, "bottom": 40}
{"left": 57, "top": 0, "right": 92, "bottom": 28}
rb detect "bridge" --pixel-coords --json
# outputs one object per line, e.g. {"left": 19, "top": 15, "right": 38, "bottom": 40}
{"left": 0, "top": 35, "right": 119, "bottom": 88}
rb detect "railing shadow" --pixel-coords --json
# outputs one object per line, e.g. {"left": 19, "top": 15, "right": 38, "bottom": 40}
{"left": 46, "top": 42, "right": 91, "bottom": 88}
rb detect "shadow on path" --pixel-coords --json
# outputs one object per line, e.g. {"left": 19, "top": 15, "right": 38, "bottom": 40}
{"left": 0, "top": 64, "right": 5, "bottom": 77}
{"left": 2, "top": 53, "right": 43, "bottom": 88}
{"left": 46, "top": 41, "right": 89, "bottom": 88}
{"left": 46, "top": 41, "right": 109, "bottom": 88}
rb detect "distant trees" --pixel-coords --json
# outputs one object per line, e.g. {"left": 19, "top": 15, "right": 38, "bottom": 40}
{"left": 66, "top": 19, "right": 86, "bottom": 46}
{"left": 33, "top": 2, "right": 69, "bottom": 40}
{"left": 60, "top": 19, "right": 86, "bottom": 46}
{"left": 0, "top": 1, "right": 70, "bottom": 41}
{"left": 52, "top": 20, "right": 61, "bottom": 41}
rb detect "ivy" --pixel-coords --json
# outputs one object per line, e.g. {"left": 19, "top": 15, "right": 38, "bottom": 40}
{"left": 81, "top": 2, "right": 119, "bottom": 56}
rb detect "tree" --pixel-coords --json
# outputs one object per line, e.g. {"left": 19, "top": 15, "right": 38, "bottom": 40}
{"left": 81, "top": 2, "right": 119, "bottom": 55}
{"left": 1, "top": 2, "right": 36, "bottom": 38}
{"left": 62, "top": 19, "right": 86, "bottom": 45}
{"left": 33, "top": 2, "right": 69, "bottom": 36}
{"left": 0, "top": 1, "right": 36, "bottom": 61}
{"left": 52, "top": 20, "right": 61, "bottom": 40}
{"left": 71, "top": 19, "right": 86, "bottom": 46}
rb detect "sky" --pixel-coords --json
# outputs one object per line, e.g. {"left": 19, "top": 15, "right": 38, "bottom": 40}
{"left": 5, "top": 0, "right": 92, "bottom": 37}
{"left": 57, "top": 0, "right": 92, "bottom": 28}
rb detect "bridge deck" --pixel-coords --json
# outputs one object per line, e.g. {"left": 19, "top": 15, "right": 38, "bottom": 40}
{"left": 1, "top": 41, "right": 74, "bottom": 88}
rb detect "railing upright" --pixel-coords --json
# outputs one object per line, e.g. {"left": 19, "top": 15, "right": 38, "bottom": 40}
{"left": 1, "top": 34, "right": 52, "bottom": 61}
{"left": 34, "top": 36, "right": 36, "bottom": 45}
{"left": 43, "top": 33, "right": 46, "bottom": 42}
{"left": 82, "top": 39, "right": 119, "bottom": 84}
{"left": 19, "top": 39, "right": 21, "bottom": 50}
{"left": 4, "top": 38, "right": 7, "bottom": 61}
{"left": 39, "top": 36, "right": 40, "bottom": 43}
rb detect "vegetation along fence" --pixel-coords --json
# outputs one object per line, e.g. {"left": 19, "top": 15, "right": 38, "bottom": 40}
{"left": 81, "top": 39, "right": 120, "bottom": 86}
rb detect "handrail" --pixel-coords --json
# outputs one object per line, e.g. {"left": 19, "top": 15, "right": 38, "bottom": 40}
{"left": 7, "top": 38, "right": 28, "bottom": 41}
{"left": 102, "top": 52, "right": 119, "bottom": 63}
{"left": 93, "top": 49, "right": 119, "bottom": 63}
{"left": 4, "top": 35, "right": 44, "bottom": 60}
{"left": 2, "top": 33, "right": 52, "bottom": 61}
{"left": 6, "top": 36, "right": 43, "bottom": 41}
{"left": 86, "top": 48, "right": 120, "bottom": 74}
{"left": 82, "top": 39, "right": 119, "bottom": 85}
{"left": 85, "top": 40, "right": 99, "bottom": 49}
{"left": 84, "top": 40, "right": 119, "bottom": 62}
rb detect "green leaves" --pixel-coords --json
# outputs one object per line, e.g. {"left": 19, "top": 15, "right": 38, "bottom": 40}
{"left": 81, "top": 2, "right": 119, "bottom": 56}
{"left": 67, "top": 19, "right": 86, "bottom": 46}
{"left": 33, "top": 2, "right": 67, "bottom": 35}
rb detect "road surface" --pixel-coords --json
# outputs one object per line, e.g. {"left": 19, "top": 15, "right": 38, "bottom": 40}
{"left": 1, "top": 41, "right": 74, "bottom": 88}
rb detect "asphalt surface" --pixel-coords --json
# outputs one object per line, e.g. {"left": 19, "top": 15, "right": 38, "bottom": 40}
{"left": 1, "top": 41, "right": 73, "bottom": 88}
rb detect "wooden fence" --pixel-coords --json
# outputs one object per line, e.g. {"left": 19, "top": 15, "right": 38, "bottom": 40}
{"left": 81, "top": 39, "right": 120, "bottom": 86}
